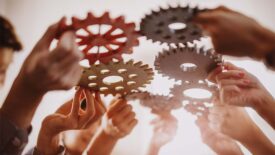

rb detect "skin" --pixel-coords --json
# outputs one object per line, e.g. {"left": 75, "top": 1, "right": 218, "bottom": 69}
{"left": 196, "top": 116, "right": 243, "bottom": 155}
{"left": 0, "top": 48, "right": 13, "bottom": 87}
{"left": 208, "top": 62, "right": 275, "bottom": 129}
{"left": 194, "top": 6, "right": 275, "bottom": 60}
{"left": 56, "top": 93, "right": 106, "bottom": 155}
{"left": 36, "top": 89, "right": 104, "bottom": 155}
{"left": 87, "top": 98, "right": 138, "bottom": 155}
{"left": 208, "top": 102, "right": 275, "bottom": 155}
{"left": 0, "top": 17, "right": 83, "bottom": 130}
{"left": 146, "top": 113, "right": 178, "bottom": 155}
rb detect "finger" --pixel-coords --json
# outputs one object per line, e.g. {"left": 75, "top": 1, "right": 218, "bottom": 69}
{"left": 95, "top": 92, "right": 107, "bottom": 112}
{"left": 71, "top": 88, "right": 82, "bottom": 116}
{"left": 107, "top": 99, "right": 126, "bottom": 118}
{"left": 128, "top": 119, "right": 138, "bottom": 130}
{"left": 220, "top": 85, "right": 241, "bottom": 104}
{"left": 83, "top": 89, "right": 96, "bottom": 116}
{"left": 36, "top": 17, "right": 66, "bottom": 49}
{"left": 207, "top": 65, "right": 223, "bottom": 83}
{"left": 218, "top": 79, "right": 250, "bottom": 88}
{"left": 124, "top": 112, "right": 136, "bottom": 124}
{"left": 193, "top": 11, "right": 218, "bottom": 25}
{"left": 216, "top": 70, "right": 245, "bottom": 81}
{"left": 223, "top": 62, "right": 242, "bottom": 71}
{"left": 112, "top": 105, "right": 133, "bottom": 124}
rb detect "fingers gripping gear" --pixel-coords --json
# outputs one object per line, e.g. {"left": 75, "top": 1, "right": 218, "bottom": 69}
{"left": 58, "top": 12, "right": 140, "bottom": 64}
{"left": 78, "top": 60, "right": 154, "bottom": 96}
{"left": 154, "top": 46, "right": 222, "bottom": 82}
{"left": 140, "top": 5, "right": 203, "bottom": 45}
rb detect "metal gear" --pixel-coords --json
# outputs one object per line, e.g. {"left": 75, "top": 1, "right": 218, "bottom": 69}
{"left": 57, "top": 12, "right": 140, "bottom": 64}
{"left": 78, "top": 60, "right": 154, "bottom": 96}
{"left": 170, "top": 82, "right": 218, "bottom": 104}
{"left": 140, "top": 5, "right": 203, "bottom": 45}
{"left": 126, "top": 92, "right": 182, "bottom": 114}
{"left": 154, "top": 46, "right": 222, "bottom": 82}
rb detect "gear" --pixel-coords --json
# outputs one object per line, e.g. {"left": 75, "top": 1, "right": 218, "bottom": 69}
{"left": 140, "top": 5, "right": 203, "bottom": 45}
{"left": 170, "top": 82, "right": 218, "bottom": 104}
{"left": 126, "top": 92, "right": 182, "bottom": 114}
{"left": 183, "top": 101, "right": 211, "bottom": 117}
{"left": 78, "top": 60, "right": 154, "bottom": 96}
{"left": 58, "top": 12, "right": 140, "bottom": 64}
{"left": 154, "top": 46, "right": 222, "bottom": 82}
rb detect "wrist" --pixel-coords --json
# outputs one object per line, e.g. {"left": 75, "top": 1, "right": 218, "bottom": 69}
{"left": 255, "top": 28, "right": 275, "bottom": 60}
{"left": 102, "top": 129, "right": 120, "bottom": 141}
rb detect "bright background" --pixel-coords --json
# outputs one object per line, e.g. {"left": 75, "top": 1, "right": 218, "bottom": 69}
{"left": 0, "top": 0, "right": 275, "bottom": 155}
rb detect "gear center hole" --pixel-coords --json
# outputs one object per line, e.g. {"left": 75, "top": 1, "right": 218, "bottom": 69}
{"left": 103, "top": 76, "right": 123, "bottom": 85}
{"left": 183, "top": 88, "right": 212, "bottom": 99}
{"left": 168, "top": 22, "right": 187, "bottom": 31}
{"left": 180, "top": 63, "right": 197, "bottom": 72}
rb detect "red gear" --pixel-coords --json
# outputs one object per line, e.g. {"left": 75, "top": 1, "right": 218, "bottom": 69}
{"left": 57, "top": 12, "right": 139, "bottom": 64}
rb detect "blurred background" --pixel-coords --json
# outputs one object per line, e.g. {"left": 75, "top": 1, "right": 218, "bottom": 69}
{"left": 0, "top": 0, "right": 274, "bottom": 154}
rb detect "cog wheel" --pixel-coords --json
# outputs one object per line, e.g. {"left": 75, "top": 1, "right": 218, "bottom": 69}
{"left": 78, "top": 60, "right": 154, "bottom": 96}
{"left": 140, "top": 5, "right": 203, "bottom": 45}
{"left": 126, "top": 92, "right": 182, "bottom": 114}
{"left": 170, "top": 82, "right": 218, "bottom": 104}
{"left": 58, "top": 12, "right": 140, "bottom": 64}
{"left": 155, "top": 46, "right": 222, "bottom": 82}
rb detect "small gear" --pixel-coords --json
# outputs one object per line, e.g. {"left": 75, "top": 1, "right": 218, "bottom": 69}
{"left": 155, "top": 46, "right": 222, "bottom": 82}
{"left": 58, "top": 12, "right": 140, "bottom": 64}
{"left": 126, "top": 92, "right": 182, "bottom": 114}
{"left": 140, "top": 5, "right": 203, "bottom": 45}
{"left": 170, "top": 82, "right": 218, "bottom": 104}
{"left": 78, "top": 60, "right": 154, "bottom": 96}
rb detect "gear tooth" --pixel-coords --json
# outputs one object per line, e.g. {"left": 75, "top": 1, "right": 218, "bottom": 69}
{"left": 101, "top": 12, "right": 110, "bottom": 20}
{"left": 126, "top": 59, "right": 134, "bottom": 65}
{"left": 134, "top": 61, "right": 142, "bottom": 67}
{"left": 115, "top": 15, "right": 125, "bottom": 23}
{"left": 87, "top": 12, "right": 95, "bottom": 20}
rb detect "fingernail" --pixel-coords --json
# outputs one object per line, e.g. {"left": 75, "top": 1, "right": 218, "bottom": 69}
{"left": 238, "top": 72, "right": 245, "bottom": 77}
{"left": 243, "top": 79, "right": 250, "bottom": 84}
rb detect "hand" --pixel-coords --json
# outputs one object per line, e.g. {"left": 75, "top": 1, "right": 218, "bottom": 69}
{"left": 208, "top": 102, "right": 275, "bottom": 155}
{"left": 150, "top": 114, "right": 178, "bottom": 147}
{"left": 37, "top": 88, "right": 97, "bottom": 155}
{"left": 196, "top": 116, "right": 243, "bottom": 155}
{"left": 20, "top": 17, "right": 83, "bottom": 93}
{"left": 194, "top": 6, "right": 275, "bottom": 59}
{"left": 57, "top": 91, "right": 106, "bottom": 154}
{"left": 208, "top": 62, "right": 272, "bottom": 107}
{"left": 104, "top": 98, "right": 138, "bottom": 139}
{"left": 0, "top": 18, "right": 83, "bottom": 129}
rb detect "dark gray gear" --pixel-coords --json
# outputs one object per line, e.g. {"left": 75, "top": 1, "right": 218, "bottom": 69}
{"left": 140, "top": 5, "right": 203, "bottom": 45}
{"left": 154, "top": 46, "right": 222, "bottom": 82}
{"left": 170, "top": 82, "right": 218, "bottom": 104}
{"left": 126, "top": 91, "right": 182, "bottom": 113}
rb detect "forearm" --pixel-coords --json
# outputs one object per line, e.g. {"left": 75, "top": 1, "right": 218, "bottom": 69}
{"left": 87, "top": 130, "right": 118, "bottom": 155}
{"left": 253, "top": 94, "right": 275, "bottom": 129}
{"left": 0, "top": 75, "right": 44, "bottom": 129}
{"left": 146, "top": 142, "right": 161, "bottom": 155}
{"left": 239, "top": 125, "right": 275, "bottom": 155}
{"left": 37, "top": 132, "right": 61, "bottom": 155}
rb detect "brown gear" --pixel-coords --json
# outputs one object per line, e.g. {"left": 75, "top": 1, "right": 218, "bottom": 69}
{"left": 58, "top": 12, "right": 140, "bottom": 64}
{"left": 78, "top": 60, "right": 154, "bottom": 96}
{"left": 126, "top": 92, "right": 182, "bottom": 114}
{"left": 154, "top": 45, "right": 222, "bottom": 82}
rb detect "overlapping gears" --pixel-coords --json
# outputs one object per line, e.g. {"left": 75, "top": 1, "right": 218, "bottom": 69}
{"left": 140, "top": 5, "right": 203, "bottom": 45}
{"left": 78, "top": 60, "right": 154, "bottom": 96}
{"left": 169, "top": 82, "right": 217, "bottom": 116}
{"left": 126, "top": 92, "right": 182, "bottom": 114}
{"left": 58, "top": 12, "right": 140, "bottom": 64}
{"left": 155, "top": 46, "right": 222, "bottom": 82}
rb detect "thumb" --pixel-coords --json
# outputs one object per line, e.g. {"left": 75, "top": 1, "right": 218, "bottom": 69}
{"left": 56, "top": 31, "right": 77, "bottom": 52}
{"left": 36, "top": 17, "right": 66, "bottom": 50}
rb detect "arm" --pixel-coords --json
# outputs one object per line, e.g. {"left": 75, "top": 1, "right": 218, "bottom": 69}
{"left": 87, "top": 98, "right": 137, "bottom": 155}
{"left": 208, "top": 62, "right": 275, "bottom": 129}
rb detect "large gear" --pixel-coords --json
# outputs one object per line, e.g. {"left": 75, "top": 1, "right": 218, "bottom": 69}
{"left": 126, "top": 92, "right": 182, "bottom": 114}
{"left": 78, "top": 60, "right": 154, "bottom": 96}
{"left": 58, "top": 12, "right": 140, "bottom": 64}
{"left": 140, "top": 5, "right": 203, "bottom": 45}
{"left": 170, "top": 82, "right": 218, "bottom": 104}
{"left": 154, "top": 46, "right": 222, "bottom": 82}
